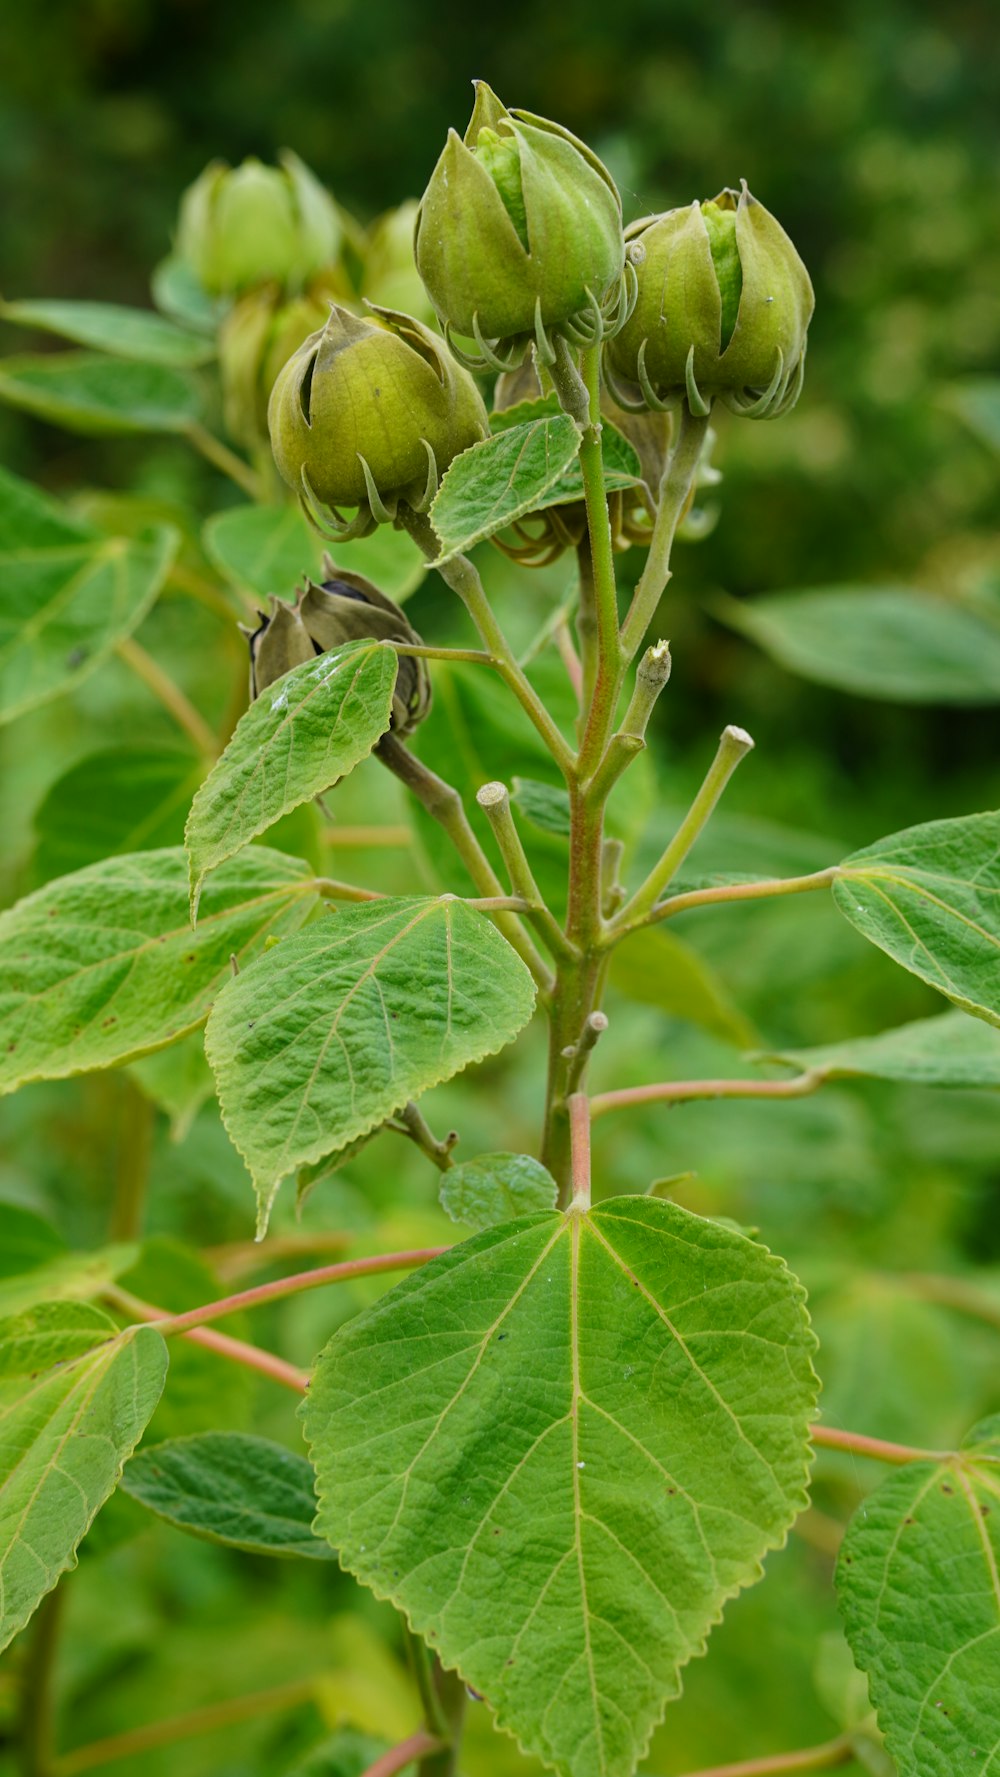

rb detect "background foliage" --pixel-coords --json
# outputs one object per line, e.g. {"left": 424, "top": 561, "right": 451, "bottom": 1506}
{"left": 0, "top": 2, "right": 998, "bottom": 1773}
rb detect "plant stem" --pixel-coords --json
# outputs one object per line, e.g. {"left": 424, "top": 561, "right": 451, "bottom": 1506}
{"left": 115, "top": 636, "right": 219, "bottom": 758}
{"left": 390, "top": 1101, "right": 459, "bottom": 1172}
{"left": 184, "top": 422, "right": 264, "bottom": 500}
{"left": 589, "top": 1070, "right": 825, "bottom": 1120}
{"left": 18, "top": 1585, "right": 65, "bottom": 1777}
{"left": 362, "top": 1732, "right": 445, "bottom": 1777}
{"left": 810, "top": 1424, "right": 943, "bottom": 1465}
{"left": 620, "top": 404, "right": 710, "bottom": 662}
{"left": 631, "top": 866, "right": 839, "bottom": 932}
{"left": 568, "top": 1093, "right": 592, "bottom": 1209}
{"left": 52, "top": 1678, "right": 318, "bottom": 1775}
{"left": 313, "top": 876, "right": 385, "bottom": 902}
{"left": 415, "top": 1663, "right": 466, "bottom": 1777}
{"left": 106, "top": 1293, "right": 311, "bottom": 1393}
{"left": 615, "top": 724, "right": 755, "bottom": 926}
{"left": 574, "top": 539, "right": 600, "bottom": 719}
{"left": 671, "top": 1734, "right": 856, "bottom": 1777}
{"left": 901, "top": 1270, "right": 1000, "bottom": 1331}
{"left": 400, "top": 510, "right": 575, "bottom": 779}
{"left": 376, "top": 734, "right": 552, "bottom": 992}
{"left": 112, "top": 1246, "right": 449, "bottom": 1337}
{"left": 476, "top": 781, "right": 578, "bottom": 961}
{"left": 588, "top": 639, "right": 671, "bottom": 803}
{"left": 109, "top": 1076, "right": 154, "bottom": 1241}
{"left": 392, "top": 644, "right": 495, "bottom": 666}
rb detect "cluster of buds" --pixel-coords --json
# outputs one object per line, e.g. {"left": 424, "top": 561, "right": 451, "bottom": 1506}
{"left": 244, "top": 560, "right": 431, "bottom": 738}
{"left": 268, "top": 303, "right": 488, "bottom": 536}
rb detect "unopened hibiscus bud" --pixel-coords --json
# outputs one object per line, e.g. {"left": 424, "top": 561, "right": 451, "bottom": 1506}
{"left": 607, "top": 182, "right": 813, "bottom": 418}
{"left": 176, "top": 151, "right": 339, "bottom": 296}
{"left": 219, "top": 287, "right": 331, "bottom": 448}
{"left": 267, "top": 303, "right": 488, "bottom": 526}
{"left": 243, "top": 561, "right": 431, "bottom": 737}
{"left": 415, "top": 81, "right": 628, "bottom": 367}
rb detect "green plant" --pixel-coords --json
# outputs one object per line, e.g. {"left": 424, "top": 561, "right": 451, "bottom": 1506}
{"left": 0, "top": 88, "right": 998, "bottom": 1777}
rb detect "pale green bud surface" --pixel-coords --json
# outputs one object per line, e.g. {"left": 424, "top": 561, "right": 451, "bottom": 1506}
{"left": 176, "top": 151, "right": 340, "bottom": 296}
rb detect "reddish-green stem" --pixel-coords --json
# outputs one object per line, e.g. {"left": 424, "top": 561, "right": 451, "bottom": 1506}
{"left": 672, "top": 1733, "right": 856, "bottom": 1777}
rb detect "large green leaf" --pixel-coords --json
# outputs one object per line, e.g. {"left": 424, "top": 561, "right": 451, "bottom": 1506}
{"left": 0, "top": 1245, "right": 139, "bottom": 1320}
{"left": 0, "top": 298, "right": 214, "bottom": 367}
{"left": 0, "top": 846, "right": 317, "bottom": 1093}
{"left": 610, "top": 926, "right": 759, "bottom": 1049}
{"left": 0, "top": 465, "right": 177, "bottom": 724}
{"left": 205, "top": 897, "right": 537, "bottom": 1228}
{"left": 121, "top": 1432, "right": 334, "bottom": 1559}
{"left": 713, "top": 587, "right": 1000, "bottom": 703}
{"left": 203, "top": 503, "right": 427, "bottom": 602}
{"left": 837, "top": 1415, "right": 1000, "bottom": 1777}
{"left": 771, "top": 1008, "right": 1000, "bottom": 1087}
{"left": 833, "top": 813, "right": 1000, "bottom": 1025}
{"left": 186, "top": 640, "right": 395, "bottom": 913}
{"left": 0, "top": 351, "right": 203, "bottom": 434}
{"left": 32, "top": 744, "right": 202, "bottom": 884}
{"left": 0, "top": 1302, "right": 167, "bottom": 1651}
{"left": 305, "top": 1198, "right": 817, "bottom": 1777}
{"left": 430, "top": 416, "right": 582, "bottom": 564}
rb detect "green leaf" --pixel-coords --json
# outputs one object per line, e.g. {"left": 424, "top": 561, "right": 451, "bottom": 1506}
{"left": 0, "top": 1245, "right": 139, "bottom": 1320}
{"left": 837, "top": 1414, "right": 1000, "bottom": 1777}
{"left": 0, "top": 1205, "right": 66, "bottom": 1279}
{"left": 770, "top": 1008, "right": 1000, "bottom": 1086}
{"left": 185, "top": 641, "right": 395, "bottom": 912}
{"left": 121, "top": 1432, "right": 334, "bottom": 1559}
{"left": 0, "top": 1301, "right": 167, "bottom": 1651}
{"left": 609, "top": 927, "right": 760, "bottom": 1049}
{"left": 543, "top": 421, "right": 644, "bottom": 500}
{"left": 304, "top": 1198, "right": 817, "bottom": 1777}
{"left": 439, "top": 1153, "right": 558, "bottom": 1231}
{"left": 203, "top": 503, "right": 427, "bottom": 603}
{"left": 833, "top": 813, "right": 1000, "bottom": 1025}
{"left": 429, "top": 416, "right": 582, "bottom": 564}
{"left": 712, "top": 586, "right": 1000, "bottom": 704}
{"left": 150, "top": 253, "right": 226, "bottom": 335}
{"left": 0, "top": 351, "right": 203, "bottom": 434}
{"left": 0, "top": 298, "right": 215, "bottom": 367}
{"left": 511, "top": 775, "right": 572, "bottom": 837}
{"left": 32, "top": 744, "right": 202, "bottom": 884}
{"left": 0, "top": 846, "right": 316, "bottom": 1093}
{"left": 945, "top": 379, "right": 1000, "bottom": 454}
{"left": 0, "top": 466, "right": 177, "bottom": 724}
{"left": 205, "top": 897, "right": 537, "bottom": 1229}
{"left": 128, "top": 1031, "right": 215, "bottom": 1141}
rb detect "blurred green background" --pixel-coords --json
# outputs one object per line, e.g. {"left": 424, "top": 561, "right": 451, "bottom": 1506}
{"left": 1, "top": 3, "right": 999, "bottom": 1774}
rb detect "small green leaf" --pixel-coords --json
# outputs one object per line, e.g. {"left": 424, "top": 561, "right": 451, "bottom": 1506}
{"left": 32, "top": 744, "right": 202, "bottom": 883}
{"left": 837, "top": 1414, "right": 1000, "bottom": 1777}
{"left": 713, "top": 586, "right": 1000, "bottom": 704}
{"left": 0, "top": 298, "right": 215, "bottom": 367}
{"left": 439, "top": 1153, "right": 558, "bottom": 1231}
{"left": 203, "top": 504, "right": 427, "bottom": 603}
{"left": 489, "top": 401, "right": 642, "bottom": 494}
{"left": 205, "top": 897, "right": 537, "bottom": 1228}
{"left": 511, "top": 775, "right": 572, "bottom": 837}
{"left": 430, "top": 416, "right": 581, "bottom": 564}
{"left": 304, "top": 1197, "right": 817, "bottom": 1777}
{"left": 121, "top": 1432, "right": 334, "bottom": 1559}
{"left": 0, "top": 465, "right": 177, "bottom": 724}
{"left": 770, "top": 1008, "right": 1000, "bottom": 1086}
{"left": 610, "top": 926, "right": 760, "bottom": 1049}
{"left": 0, "top": 1302, "right": 167, "bottom": 1651}
{"left": 0, "top": 846, "right": 316, "bottom": 1093}
{"left": 834, "top": 813, "right": 1000, "bottom": 1025}
{"left": 0, "top": 351, "right": 203, "bottom": 434}
{"left": 150, "top": 254, "right": 226, "bottom": 335}
{"left": 0, "top": 1245, "right": 139, "bottom": 1320}
{"left": 128, "top": 1031, "right": 215, "bottom": 1141}
{"left": 186, "top": 640, "right": 395, "bottom": 912}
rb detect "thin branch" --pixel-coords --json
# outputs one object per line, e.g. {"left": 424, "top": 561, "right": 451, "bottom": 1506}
{"left": 312, "top": 876, "right": 385, "bottom": 902}
{"left": 901, "top": 1270, "right": 1000, "bottom": 1332}
{"left": 184, "top": 422, "right": 264, "bottom": 499}
{"left": 361, "top": 1731, "right": 445, "bottom": 1777}
{"left": 392, "top": 643, "right": 495, "bottom": 666}
{"left": 620, "top": 405, "right": 711, "bottom": 662}
{"left": 52, "top": 1678, "right": 318, "bottom": 1775}
{"left": 671, "top": 1734, "right": 856, "bottom": 1777}
{"left": 810, "top": 1423, "right": 944, "bottom": 1465}
{"left": 614, "top": 724, "right": 755, "bottom": 927}
{"left": 115, "top": 636, "right": 219, "bottom": 757}
{"left": 105, "top": 1291, "right": 310, "bottom": 1394}
{"left": 637, "top": 866, "right": 839, "bottom": 931}
{"left": 589, "top": 1071, "right": 825, "bottom": 1120}
{"left": 112, "top": 1246, "right": 449, "bottom": 1337}
{"left": 476, "top": 781, "right": 578, "bottom": 961}
{"left": 568, "top": 1093, "right": 592, "bottom": 1210}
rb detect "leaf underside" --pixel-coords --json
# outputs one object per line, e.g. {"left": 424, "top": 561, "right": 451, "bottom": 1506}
{"left": 304, "top": 1196, "right": 818, "bottom": 1777}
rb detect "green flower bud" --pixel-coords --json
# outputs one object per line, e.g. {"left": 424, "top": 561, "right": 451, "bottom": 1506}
{"left": 415, "top": 81, "right": 628, "bottom": 368}
{"left": 243, "top": 560, "right": 431, "bottom": 736}
{"left": 361, "top": 201, "right": 437, "bottom": 327}
{"left": 219, "top": 286, "right": 332, "bottom": 448}
{"left": 176, "top": 151, "right": 339, "bottom": 296}
{"left": 267, "top": 302, "right": 488, "bottom": 526}
{"left": 607, "top": 182, "right": 814, "bottom": 418}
